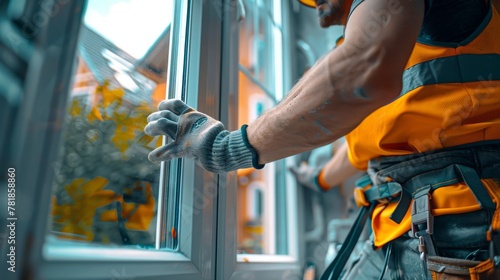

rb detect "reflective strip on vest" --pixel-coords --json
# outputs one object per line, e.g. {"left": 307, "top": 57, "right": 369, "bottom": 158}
{"left": 401, "top": 54, "right": 500, "bottom": 96}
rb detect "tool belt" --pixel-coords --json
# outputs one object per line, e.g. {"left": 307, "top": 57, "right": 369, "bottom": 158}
{"left": 320, "top": 140, "right": 500, "bottom": 280}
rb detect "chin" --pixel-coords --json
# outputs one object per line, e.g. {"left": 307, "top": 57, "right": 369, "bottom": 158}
{"left": 316, "top": 0, "right": 348, "bottom": 28}
{"left": 319, "top": 17, "right": 339, "bottom": 28}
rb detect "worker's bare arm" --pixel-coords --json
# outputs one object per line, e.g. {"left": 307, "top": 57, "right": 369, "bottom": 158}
{"left": 247, "top": 0, "right": 424, "bottom": 164}
{"left": 322, "top": 141, "right": 359, "bottom": 187}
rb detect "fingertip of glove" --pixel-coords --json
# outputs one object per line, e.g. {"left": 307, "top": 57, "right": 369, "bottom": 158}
{"left": 159, "top": 99, "right": 191, "bottom": 115}
{"left": 144, "top": 121, "right": 159, "bottom": 136}
{"left": 144, "top": 126, "right": 152, "bottom": 136}
{"left": 148, "top": 152, "right": 162, "bottom": 163}
{"left": 158, "top": 99, "right": 173, "bottom": 110}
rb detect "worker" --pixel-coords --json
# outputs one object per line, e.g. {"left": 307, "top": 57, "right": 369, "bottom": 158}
{"left": 289, "top": 141, "right": 359, "bottom": 193}
{"left": 290, "top": 140, "right": 370, "bottom": 278}
{"left": 144, "top": 0, "right": 500, "bottom": 279}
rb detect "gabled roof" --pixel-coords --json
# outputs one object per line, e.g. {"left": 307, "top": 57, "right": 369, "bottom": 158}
{"left": 136, "top": 25, "right": 171, "bottom": 84}
{"left": 78, "top": 25, "right": 137, "bottom": 89}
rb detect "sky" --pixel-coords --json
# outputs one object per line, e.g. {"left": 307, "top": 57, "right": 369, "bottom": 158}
{"left": 84, "top": 0, "right": 174, "bottom": 59}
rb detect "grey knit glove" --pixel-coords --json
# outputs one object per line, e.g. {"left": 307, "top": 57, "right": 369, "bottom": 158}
{"left": 144, "top": 99, "right": 264, "bottom": 173}
{"left": 289, "top": 162, "right": 325, "bottom": 192}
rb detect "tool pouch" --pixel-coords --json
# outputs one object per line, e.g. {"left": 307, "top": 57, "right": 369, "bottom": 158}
{"left": 427, "top": 256, "right": 500, "bottom": 280}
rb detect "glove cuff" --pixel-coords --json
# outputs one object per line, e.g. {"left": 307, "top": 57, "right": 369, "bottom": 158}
{"left": 240, "top": 124, "right": 265, "bottom": 170}
{"left": 206, "top": 127, "right": 264, "bottom": 173}
{"left": 315, "top": 169, "right": 331, "bottom": 192}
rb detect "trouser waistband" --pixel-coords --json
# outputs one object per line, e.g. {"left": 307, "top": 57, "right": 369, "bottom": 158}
{"left": 367, "top": 140, "right": 500, "bottom": 185}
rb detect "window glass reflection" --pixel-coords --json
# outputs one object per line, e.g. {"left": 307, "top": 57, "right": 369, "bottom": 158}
{"left": 237, "top": 0, "right": 287, "bottom": 255}
{"left": 48, "top": 0, "right": 173, "bottom": 248}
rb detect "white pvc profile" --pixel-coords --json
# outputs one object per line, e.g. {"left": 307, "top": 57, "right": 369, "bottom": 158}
{"left": 155, "top": 0, "right": 190, "bottom": 250}
{"left": 235, "top": 0, "right": 297, "bottom": 263}
{"left": 44, "top": 243, "right": 187, "bottom": 261}
{"left": 273, "top": 0, "right": 284, "bottom": 101}
{"left": 236, "top": 254, "right": 296, "bottom": 263}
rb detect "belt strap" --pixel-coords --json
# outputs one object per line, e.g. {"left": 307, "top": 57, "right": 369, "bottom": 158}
{"left": 320, "top": 203, "right": 375, "bottom": 280}
{"left": 342, "top": 143, "right": 499, "bottom": 275}
{"left": 355, "top": 164, "right": 496, "bottom": 225}
{"left": 364, "top": 181, "right": 402, "bottom": 202}
{"left": 455, "top": 165, "right": 496, "bottom": 209}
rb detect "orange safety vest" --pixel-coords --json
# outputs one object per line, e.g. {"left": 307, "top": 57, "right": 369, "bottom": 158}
{"left": 346, "top": 2, "right": 500, "bottom": 247}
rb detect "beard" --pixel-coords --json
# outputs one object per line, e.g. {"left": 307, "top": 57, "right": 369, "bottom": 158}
{"left": 317, "top": 0, "right": 350, "bottom": 27}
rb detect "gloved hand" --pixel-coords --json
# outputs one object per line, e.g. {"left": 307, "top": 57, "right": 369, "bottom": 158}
{"left": 289, "top": 162, "right": 326, "bottom": 192}
{"left": 144, "top": 99, "right": 263, "bottom": 173}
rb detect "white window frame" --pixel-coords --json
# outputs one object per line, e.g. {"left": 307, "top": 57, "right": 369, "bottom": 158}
{"left": 30, "top": 1, "right": 219, "bottom": 279}
{"left": 216, "top": 0, "right": 302, "bottom": 279}
{"left": 6, "top": 0, "right": 302, "bottom": 279}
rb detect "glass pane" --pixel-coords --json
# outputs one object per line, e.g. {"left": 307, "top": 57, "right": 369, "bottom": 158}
{"left": 237, "top": 0, "right": 287, "bottom": 255}
{"left": 47, "top": 0, "right": 173, "bottom": 249}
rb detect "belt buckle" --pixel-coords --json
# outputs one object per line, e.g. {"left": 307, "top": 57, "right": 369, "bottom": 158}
{"left": 410, "top": 186, "right": 433, "bottom": 238}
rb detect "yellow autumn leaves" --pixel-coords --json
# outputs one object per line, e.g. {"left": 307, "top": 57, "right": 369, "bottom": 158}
{"left": 52, "top": 81, "right": 160, "bottom": 243}
{"left": 68, "top": 81, "right": 161, "bottom": 154}
{"left": 52, "top": 177, "right": 155, "bottom": 241}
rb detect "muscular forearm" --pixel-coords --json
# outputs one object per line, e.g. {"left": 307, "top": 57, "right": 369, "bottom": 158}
{"left": 247, "top": 43, "right": 398, "bottom": 164}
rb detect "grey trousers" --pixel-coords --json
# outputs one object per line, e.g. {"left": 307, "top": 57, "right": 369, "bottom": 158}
{"left": 341, "top": 209, "right": 492, "bottom": 280}
{"left": 341, "top": 236, "right": 431, "bottom": 280}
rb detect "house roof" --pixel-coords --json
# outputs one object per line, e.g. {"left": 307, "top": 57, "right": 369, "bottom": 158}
{"left": 78, "top": 25, "right": 163, "bottom": 103}
{"left": 78, "top": 25, "right": 137, "bottom": 89}
{"left": 136, "top": 25, "right": 171, "bottom": 84}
